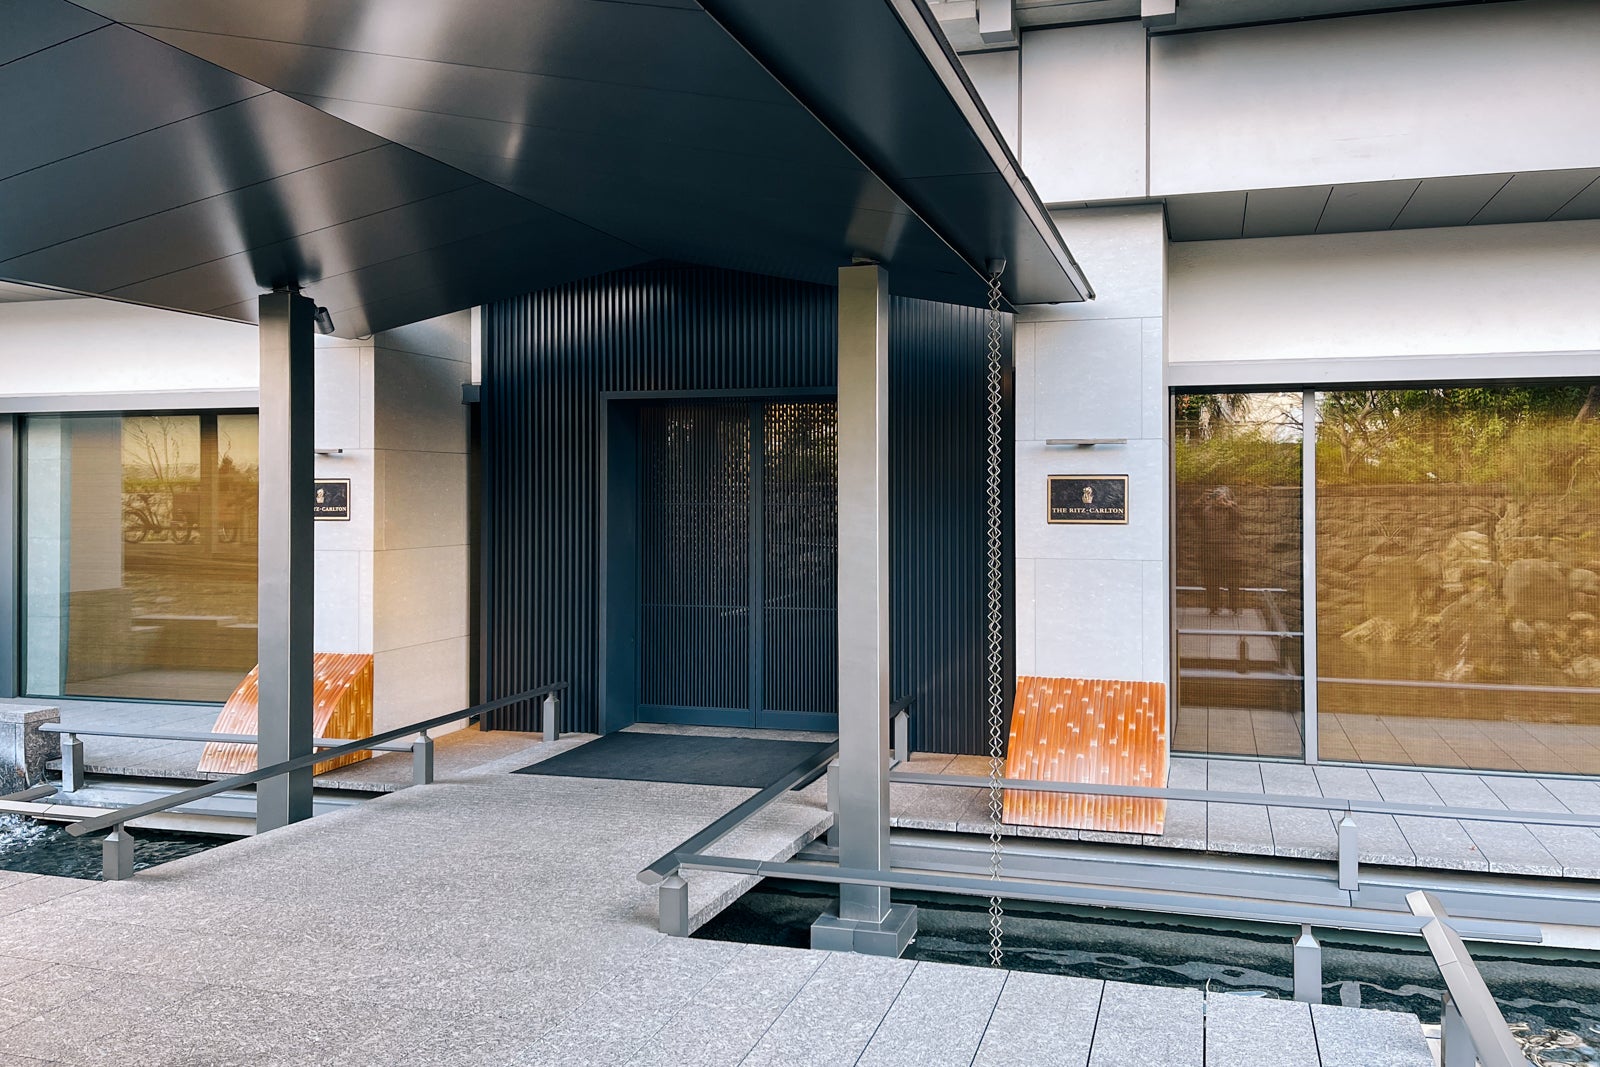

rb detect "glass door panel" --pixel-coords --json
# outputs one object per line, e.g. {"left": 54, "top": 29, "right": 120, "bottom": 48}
{"left": 1173, "top": 393, "right": 1305, "bottom": 758}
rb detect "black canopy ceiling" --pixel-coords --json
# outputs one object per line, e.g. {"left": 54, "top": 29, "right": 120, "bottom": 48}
{"left": 1, "top": 0, "right": 1090, "bottom": 336}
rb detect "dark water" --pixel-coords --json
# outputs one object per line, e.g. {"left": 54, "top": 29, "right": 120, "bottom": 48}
{"left": 697, "top": 879, "right": 1600, "bottom": 1064}
{"left": 0, "top": 814, "right": 224, "bottom": 880}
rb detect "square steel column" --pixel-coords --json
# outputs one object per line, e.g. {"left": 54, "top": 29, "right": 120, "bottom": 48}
{"left": 255, "top": 291, "right": 316, "bottom": 832}
{"left": 811, "top": 264, "right": 916, "bottom": 957}
{"left": 0, "top": 414, "right": 16, "bottom": 699}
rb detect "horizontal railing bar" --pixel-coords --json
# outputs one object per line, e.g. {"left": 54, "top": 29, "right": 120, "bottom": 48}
{"left": 39, "top": 724, "right": 411, "bottom": 752}
{"left": 1318, "top": 675, "right": 1600, "bottom": 696}
{"left": 64, "top": 683, "right": 566, "bottom": 837}
{"left": 0, "top": 784, "right": 59, "bottom": 803}
{"left": 1176, "top": 585, "right": 1288, "bottom": 593}
{"left": 1176, "top": 629, "right": 1302, "bottom": 638}
{"left": 674, "top": 854, "right": 1543, "bottom": 943}
{"left": 890, "top": 770, "right": 1600, "bottom": 828}
{"left": 889, "top": 694, "right": 914, "bottom": 716}
{"left": 637, "top": 739, "right": 839, "bottom": 885}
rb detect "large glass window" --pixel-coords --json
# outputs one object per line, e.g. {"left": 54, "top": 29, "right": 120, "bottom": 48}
{"left": 23, "top": 412, "right": 258, "bottom": 703}
{"left": 1174, "top": 383, "right": 1600, "bottom": 774}
{"left": 1173, "top": 393, "right": 1305, "bottom": 759}
{"left": 1315, "top": 386, "right": 1600, "bottom": 773}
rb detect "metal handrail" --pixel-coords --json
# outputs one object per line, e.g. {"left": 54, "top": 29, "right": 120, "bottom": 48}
{"left": 637, "top": 739, "right": 839, "bottom": 887}
{"left": 1409, "top": 891, "right": 1534, "bottom": 1067}
{"left": 889, "top": 770, "right": 1600, "bottom": 829}
{"left": 39, "top": 723, "right": 412, "bottom": 752}
{"left": 63, "top": 683, "right": 567, "bottom": 838}
{"left": 671, "top": 853, "right": 1541, "bottom": 943}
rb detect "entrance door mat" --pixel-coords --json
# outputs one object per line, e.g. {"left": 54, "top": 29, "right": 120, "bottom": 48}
{"left": 512, "top": 732, "right": 831, "bottom": 788}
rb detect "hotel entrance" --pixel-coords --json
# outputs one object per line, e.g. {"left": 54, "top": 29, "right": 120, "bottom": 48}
{"left": 636, "top": 399, "right": 839, "bottom": 730}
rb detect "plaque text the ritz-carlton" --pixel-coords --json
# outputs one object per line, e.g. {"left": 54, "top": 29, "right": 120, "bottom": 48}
{"left": 1047, "top": 475, "right": 1128, "bottom": 525}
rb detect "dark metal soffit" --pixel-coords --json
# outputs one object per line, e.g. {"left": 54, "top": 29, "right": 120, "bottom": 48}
{"left": 4, "top": 1, "right": 1087, "bottom": 338}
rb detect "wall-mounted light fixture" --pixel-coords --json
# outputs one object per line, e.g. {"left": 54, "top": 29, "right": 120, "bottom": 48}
{"left": 313, "top": 447, "right": 344, "bottom": 456}
{"left": 314, "top": 306, "right": 336, "bottom": 335}
{"left": 1046, "top": 438, "right": 1127, "bottom": 448}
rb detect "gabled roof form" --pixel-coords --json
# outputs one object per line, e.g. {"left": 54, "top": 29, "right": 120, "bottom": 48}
{"left": 0, "top": 0, "right": 1089, "bottom": 337}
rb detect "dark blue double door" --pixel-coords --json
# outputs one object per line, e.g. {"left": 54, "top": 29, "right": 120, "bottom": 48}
{"left": 637, "top": 400, "right": 839, "bottom": 731}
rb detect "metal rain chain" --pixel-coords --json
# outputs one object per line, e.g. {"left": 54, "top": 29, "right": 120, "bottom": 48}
{"left": 983, "top": 259, "right": 1007, "bottom": 968}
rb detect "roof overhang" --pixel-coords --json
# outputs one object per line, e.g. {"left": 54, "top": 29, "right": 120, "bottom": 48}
{"left": 0, "top": 0, "right": 1089, "bottom": 337}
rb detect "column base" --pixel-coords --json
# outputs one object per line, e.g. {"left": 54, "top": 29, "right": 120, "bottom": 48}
{"left": 810, "top": 903, "right": 918, "bottom": 958}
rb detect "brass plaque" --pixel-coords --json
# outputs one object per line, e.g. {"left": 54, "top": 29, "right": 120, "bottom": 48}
{"left": 1047, "top": 475, "right": 1128, "bottom": 525}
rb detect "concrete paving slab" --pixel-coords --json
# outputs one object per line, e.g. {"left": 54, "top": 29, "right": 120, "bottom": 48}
{"left": 973, "top": 971, "right": 1102, "bottom": 1067}
{"left": 858, "top": 960, "right": 1007, "bottom": 1067}
{"left": 1310, "top": 1003, "right": 1434, "bottom": 1067}
{"left": 1087, "top": 980, "right": 1202, "bottom": 1067}
{"left": 741, "top": 951, "right": 916, "bottom": 1067}
{"left": 1203, "top": 993, "right": 1319, "bottom": 1067}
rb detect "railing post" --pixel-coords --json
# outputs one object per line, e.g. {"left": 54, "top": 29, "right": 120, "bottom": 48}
{"left": 1337, "top": 811, "right": 1359, "bottom": 891}
{"left": 61, "top": 732, "right": 84, "bottom": 793}
{"left": 1293, "top": 925, "right": 1323, "bottom": 1004}
{"left": 892, "top": 709, "right": 910, "bottom": 766}
{"left": 412, "top": 731, "right": 434, "bottom": 787}
{"left": 102, "top": 823, "right": 134, "bottom": 881}
{"left": 542, "top": 692, "right": 559, "bottom": 743}
{"left": 1440, "top": 995, "right": 1475, "bottom": 1067}
{"left": 659, "top": 873, "right": 689, "bottom": 937}
{"left": 826, "top": 763, "right": 841, "bottom": 846}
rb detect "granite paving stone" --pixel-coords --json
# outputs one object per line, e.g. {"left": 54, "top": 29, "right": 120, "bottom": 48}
{"left": 1312, "top": 767, "right": 1417, "bottom": 866}
{"left": 626, "top": 944, "right": 826, "bottom": 1067}
{"left": 1203, "top": 993, "right": 1319, "bottom": 1067}
{"left": 1150, "top": 758, "right": 1208, "bottom": 851}
{"left": 1391, "top": 816, "right": 1487, "bottom": 872}
{"left": 1204, "top": 761, "right": 1275, "bottom": 856}
{"left": 1480, "top": 774, "right": 1569, "bottom": 813}
{"left": 741, "top": 951, "right": 916, "bottom": 1067}
{"left": 0, "top": 728, "right": 1452, "bottom": 1065}
{"left": 1538, "top": 777, "right": 1600, "bottom": 815}
{"left": 520, "top": 937, "right": 745, "bottom": 1067}
{"left": 1087, "top": 980, "right": 1203, "bottom": 1067}
{"left": 1257, "top": 763, "right": 1341, "bottom": 857}
{"left": 1420, "top": 772, "right": 1504, "bottom": 810}
{"left": 857, "top": 959, "right": 1007, "bottom": 1067}
{"left": 1, "top": 969, "right": 207, "bottom": 1063}
{"left": 1519, "top": 822, "right": 1600, "bottom": 878}
{"left": 1267, "top": 805, "right": 1341, "bottom": 859}
{"left": 1310, "top": 1003, "right": 1434, "bottom": 1067}
{"left": 1457, "top": 819, "right": 1563, "bottom": 876}
{"left": 972, "top": 971, "right": 1102, "bottom": 1067}
{"left": 0, "top": 876, "right": 91, "bottom": 918}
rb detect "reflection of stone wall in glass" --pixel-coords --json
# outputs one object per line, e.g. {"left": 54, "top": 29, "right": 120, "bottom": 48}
{"left": 1315, "top": 386, "right": 1600, "bottom": 772}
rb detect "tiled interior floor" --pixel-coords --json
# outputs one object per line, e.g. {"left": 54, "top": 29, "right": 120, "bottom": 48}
{"left": 1174, "top": 705, "right": 1600, "bottom": 775}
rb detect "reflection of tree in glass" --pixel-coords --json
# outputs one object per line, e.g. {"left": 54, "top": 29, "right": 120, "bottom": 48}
{"left": 121, "top": 417, "right": 200, "bottom": 543}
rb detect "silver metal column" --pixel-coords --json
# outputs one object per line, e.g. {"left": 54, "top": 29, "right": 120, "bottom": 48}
{"left": 810, "top": 263, "right": 916, "bottom": 957}
{"left": 1301, "top": 389, "right": 1319, "bottom": 764}
{"left": 255, "top": 290, "right": 316, "bottom": 832}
